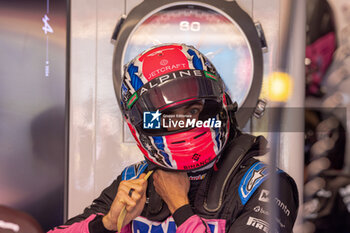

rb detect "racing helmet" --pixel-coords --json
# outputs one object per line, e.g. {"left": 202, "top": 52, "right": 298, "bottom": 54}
{"left": 114, "top": 44, "right": 235, "bottom": 171}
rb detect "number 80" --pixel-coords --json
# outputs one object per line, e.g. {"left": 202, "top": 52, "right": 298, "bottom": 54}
{"left": 179, "top": 21, "right": 200, "bottom": 32}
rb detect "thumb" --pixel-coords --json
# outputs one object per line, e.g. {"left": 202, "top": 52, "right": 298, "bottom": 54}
{"left": 139, "top": 170, "right": 154, "bottom": 181}
{"left": 139, "top": 173, "right": 146, "bottom": 180}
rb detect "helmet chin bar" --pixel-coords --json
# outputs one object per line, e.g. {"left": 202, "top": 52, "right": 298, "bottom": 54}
{"left": 144, "top": 152, "right": 218, "bottom": 172}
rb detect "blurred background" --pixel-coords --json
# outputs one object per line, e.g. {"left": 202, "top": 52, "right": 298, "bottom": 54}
{"left": 0, "top": 0, "right": 350, "bottom": 232}
{"left": 0, "top": 0, "right": 67, "bottom": 232}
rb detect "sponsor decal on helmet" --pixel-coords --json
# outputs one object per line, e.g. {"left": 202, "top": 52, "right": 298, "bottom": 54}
{"left": 146, "top": 63, "right": 188, "bottom": 80}
{"left": 127, "top": 92, "right": 138, "bottom": 109}
{"left": 138, "top": 69, "right": 214, "bottom": 96}
{"left": 160, "top": 59, "right": 168, "bottom": 66}
{"left": 204, "top": 70, "right": 218, "bottom": 81}
{"left": 192, "top": 153, "right": 201, "bottom": 161}
{"left": 183, "top": 159, "right": 211, "bottom": 170}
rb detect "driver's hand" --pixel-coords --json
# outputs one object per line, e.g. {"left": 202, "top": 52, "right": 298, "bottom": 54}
{"left": 102, "top": 173, "right": 147, "bottom": 231}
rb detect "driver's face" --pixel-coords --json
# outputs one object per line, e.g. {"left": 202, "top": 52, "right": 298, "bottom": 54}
{"left": 162, "top": 101, "right": 204, "bottom": 132}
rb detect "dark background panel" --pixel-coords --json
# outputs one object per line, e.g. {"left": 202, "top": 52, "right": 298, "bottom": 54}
{"left": 0, "top": 0, "right": 68, "bottom": 231}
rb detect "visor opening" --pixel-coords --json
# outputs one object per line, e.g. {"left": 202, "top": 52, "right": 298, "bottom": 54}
{"left": 194, "top": 131, "right": 206, "bottom": 139}
{"left": 171, "top": 140, "right": 186, "bottom": 144}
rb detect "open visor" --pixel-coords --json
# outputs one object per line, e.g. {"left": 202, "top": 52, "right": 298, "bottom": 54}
{"left": 126, "top": 70, "right": 224, "bottom": 134}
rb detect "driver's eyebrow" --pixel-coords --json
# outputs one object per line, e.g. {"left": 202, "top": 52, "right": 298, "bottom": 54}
{"left": 183, "top": 102, "right": 203, "bottom": 110}
{"left": 162, "top": 102, "right": 204, "bottom": 115}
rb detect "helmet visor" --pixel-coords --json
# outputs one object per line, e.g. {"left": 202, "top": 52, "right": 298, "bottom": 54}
{"left": 126, "top": 70, "right": 224, "bottom": 134}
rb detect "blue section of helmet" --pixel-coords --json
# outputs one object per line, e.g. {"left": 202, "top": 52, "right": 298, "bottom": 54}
{"left": 121, "top": 160, "right": 148, "bottom": 181}
{"left": 128, "top": 64, "right": 143, "bottom": 91}
{"left": 152, "top": 136, "right": 172, "bottom": 167}
{"left": 121, "top": 82, "right": 128, "bottom": 95}
{"left": 187, "top": 49, "right": 203, "bottom": 70}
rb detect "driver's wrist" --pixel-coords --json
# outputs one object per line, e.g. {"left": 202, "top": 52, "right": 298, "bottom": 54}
{"left": 172, "top": 204, "right": 194, "bottom": 227}
{"left": 102, "top": 214, "right": 117, "bottom": 231}
{"left": 89, "top": 215, "right": 116, "bottom": 233}
{"left": 167, "top": 197, "right": 189, "bottom": 214}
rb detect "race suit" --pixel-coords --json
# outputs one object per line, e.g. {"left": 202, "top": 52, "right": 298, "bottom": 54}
{"left": 48, "top": 134, "right": 299, "bottom": 233}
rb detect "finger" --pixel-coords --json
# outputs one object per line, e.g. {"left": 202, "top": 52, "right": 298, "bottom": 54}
{"left": 123, "top": 178, "right": 147, "bottom": 191}
{"left": 131, "top": 174, "right": 149, "bottom": 183}
{"left": 128, "top": 188, "right": 135, "bottom": 197}
{"left": 139, "top": 173, "right": 146, "bottom": 179}
{"left": 118, "top": 193, "right": 137, "bottom": 209}
{"left": 128, "top": 189, "right": 142, "bottom": 200}
{"left": 119, "top": 181, "right": 145, "bottom": 194}
{"left": 120, "top": 177, "right": 146, "bottom": 187}
{"left": 143, "top": 170, "right": 153, "bottom": 180}
{"left": 119, "top": 192, "right": 143, "bottom": 213}
{"left": 119, "top": 186, "right": 145, "bottom": 200}
{"left": 120, "top": 184, "right": 145, "bottom": 201}
{"left": 124, "top": 199, "right": 137, "bottom": 212}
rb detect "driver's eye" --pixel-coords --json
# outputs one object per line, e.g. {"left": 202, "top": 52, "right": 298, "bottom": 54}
{"left": 188, "top": 108, "right": 200, "bottom": 115}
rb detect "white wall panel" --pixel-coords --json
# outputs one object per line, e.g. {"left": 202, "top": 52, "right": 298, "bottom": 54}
{"left": 69, "top": 0, "right": 98, "bottom": 218}
{"left": 94, "top": 0, "right": 143, "bottom": 199}
{"left": 69, "top": 0, "right": 146, "bottom": 218}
